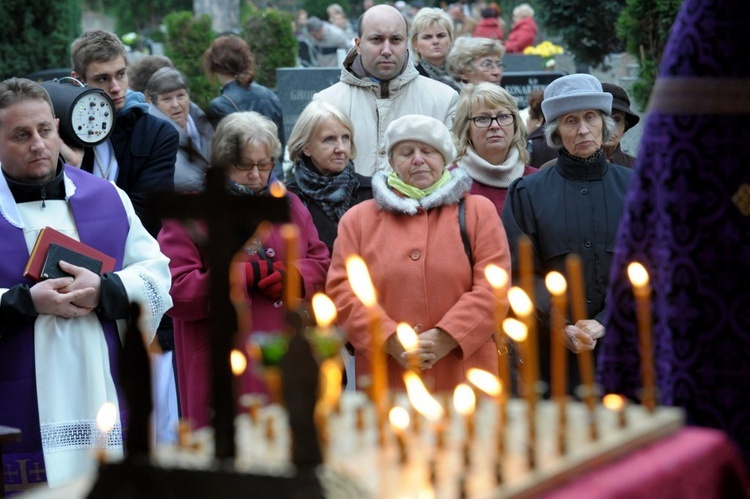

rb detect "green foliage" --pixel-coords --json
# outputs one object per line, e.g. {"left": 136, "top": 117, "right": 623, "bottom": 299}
{"left": 616, "top": 0, "right": 683, "bottom": 109}
{"left": 536, "top": 0, "right": 627, "bottom": 68}
{"left": 163, "top": 12, "right": 216, "bottom": 113}
{"left": 104, "top": 0, "right": 192, "bottom": 36}
{"left": 301, "top": 0, "right": 341, "bottom": 21}
{"left": 0, "top": 0, "right": 81, "bottom": 79}
{"left": 242, "top": 7, "right": 297, "bottom": 89}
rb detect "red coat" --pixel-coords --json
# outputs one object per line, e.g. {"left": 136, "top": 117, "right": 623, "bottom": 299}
{"left": 505, "top": 17, "right": 538, "bottom": 53}
{"left": 472, "top": 18, "right": 505, "bottom": 40}
{"left": 157, "top": 192, "right": 330, "bottom": 429}
{"left": 326, "top": 173, "right": 511, "bottom": 393}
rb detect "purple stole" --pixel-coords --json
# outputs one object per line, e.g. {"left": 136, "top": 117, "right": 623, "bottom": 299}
{"left": 0, "top": 166, "right": 129, "bottom": 492}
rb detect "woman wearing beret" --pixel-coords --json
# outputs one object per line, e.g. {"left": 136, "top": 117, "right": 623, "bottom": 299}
{"left": 158, "top": 112, "right": 330, "bottom": 429}
{"left": 501, "top": 73, "right": 633, "bottom": 397}
{"left": 326, "top": 114, "right": 511, "bottom": 393}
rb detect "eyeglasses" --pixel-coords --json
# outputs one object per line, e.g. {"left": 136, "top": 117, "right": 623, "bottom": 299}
{"left": 478, "top": 59, "right": 505, "bottom": 71}
{"left": 234, "top": 159, "right": 275, "bottom": 172}
{"left": 470, "top": 114, "right": 514, "bottom": 128}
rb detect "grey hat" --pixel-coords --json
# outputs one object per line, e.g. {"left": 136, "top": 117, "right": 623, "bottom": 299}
{"left": 541, "top": 74, "right": 612, "bottom": 123}
{"left": 306, "top": 16, "right": 324, "bottom": 33}
{"left": 385, "top": 114, "right": 456, "bottom": 165}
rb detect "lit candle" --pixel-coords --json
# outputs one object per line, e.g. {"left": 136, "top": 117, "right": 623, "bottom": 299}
{"left": 602, "top": 393, "right": 628, "bottom": 428}
{"left": 396, "top": 322, "right": 420, "bottom": 373}
{"left": 484, "top": 265, "right": 511, "bottom": 396}
{"left": 507, "top": 286, "right": 537, "bottom": 469}
{"left": 346, "top": 255, "right": 387, "bottom": 439}
{"left": 404, "top": 370, "right": 445, "bottom": 454}
{"left": 280, "top": 223, "right": 300, "bottom": 311}
{"left": 545, "top": 271, "right": 568, "bottom": 455}
{"left": 95, "top": 402, "right": 117, "bottom": 463}
{"left": 466, "top": 368, "right": 504, "bottom": 483}
{"left": 389, "top": 406, "right": 410, "bottom": 464}
{"left": 627, "top": 262, "right": 656, "bottom": 412}
{"left": 565, "top": 253, "right": 598, "bottom": 441}
{"left": 454, "top": 383, "right": 476, "bottom": 470}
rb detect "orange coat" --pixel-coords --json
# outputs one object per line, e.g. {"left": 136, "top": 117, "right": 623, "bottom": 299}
{"left": 326, "top": 171, "right": 511, "bottom": 393}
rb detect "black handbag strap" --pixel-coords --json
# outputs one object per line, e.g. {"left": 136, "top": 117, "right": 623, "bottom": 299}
{"left": 458, "top": 197, "right": 473, "bottom": 266}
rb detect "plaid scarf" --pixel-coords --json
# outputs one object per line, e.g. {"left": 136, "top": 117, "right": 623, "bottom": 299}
{"left": 293, "top": 158, "right": 359, "bottom": 223}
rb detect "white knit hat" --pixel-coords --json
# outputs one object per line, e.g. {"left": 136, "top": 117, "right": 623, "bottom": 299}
{"left": 541, "top": 74, "right": 613, "bottom": 123}
{"left": 385, "top": 114, "right": 456, "bottom": 165}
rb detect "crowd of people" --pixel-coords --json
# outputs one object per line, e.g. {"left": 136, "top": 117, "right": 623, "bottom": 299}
{"left": 13, "top": 0, "right": 743, "bottom": 494}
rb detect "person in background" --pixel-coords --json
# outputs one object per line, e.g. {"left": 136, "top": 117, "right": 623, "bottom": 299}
{"left": 326, "top": 114, "right": 510, "bottom": 392}
{"left": 158, "top": 111, "right": 330, "bottom": 430}
{"left": 65, "top": 29, "right": 178, "bottom": 239}
{"left": 472, "top": 6, "right": 505, "bottom": 40}
{"left": 446, "top": 36, "right": 506, "bottom": 88}
{"left": 286, "top": 100, "right": 373, "bottom": 254}
{"left": 601, "top": 82, "right": 640, "bottom": 168}
{"left": 146, "top": 67, "right": 213, "bottom": 193}
{"left": 202, "top": 35, "right": 285, "bottom": 178}
{"left": 504, "top": 3, "right": 538, "bottom": 53}
{"left": 294, "top": 9, "right": 310, "bottom": 40}
{"left": 501, "top": 74, "right": 632, "bottom": 398}
{"left": 448, "top": 3, "right": 477, "bottom": 38}
{"left": 524, "top": 89, "right": 558, "bottom": 169}
{"left": 0, "top": 78, "right": 172, "bottom": 492}
{"left": 327, "top": 3, "right": 356, "bottom": 41}
{"left": 127, "top": 55, "right": 175, "bottom": 93}
{"left": 451, "top": 82, "right": 537, "bottom": 215}
{"left": 313, "top": 4, "right": 458, "bottom": 176}
{"left": 305, "top": 16, "right": 353, "bottom": 68}
{"left": 410, "top": 7, "right": 462, "bottom": 92}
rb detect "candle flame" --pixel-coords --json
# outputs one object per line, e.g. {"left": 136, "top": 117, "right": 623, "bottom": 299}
{"left": 484, "top": 264, "right": 509, "bottom": 289}
{"left": 345, "top": 255, "right": 377, "bottom": 307}
{"left": 453, "top": 383, "right": 476, "bottom": 416}
{"left": 230, "top": 348, "right": 248, "bottom": 375}
{"left": 545, "top": 271, "right": 567, "bottom": 296}
{"left": 467, "top": 368, "right": 502, "bottom": 397}
{"left": 396, "top": 322, "right": 419, "bottom": 352}
{"left": 312, "top": 292, "right": 337, "bottom": 328}
{"left": 404, "top": 371, "right": 444, "bottom": 421}
{"left": 627, "top": 262, "right": 649, "bottom": 288}
{"left": 269, "top": 180, "right": 286, "bottom": 198}
{"left": 508, "top": 286, "right": 533, "bottom": 317}
{"left": 503, "top": 317, "right": 528, "bottom": 342}
{"left": 389, "top": 405, "right": 410, "bottom": 431}
{"left": 602, "top": 393, "right": 627, "bottom": 411}
{"left": 96, "top": 402, "right": 117, "bottom": 433}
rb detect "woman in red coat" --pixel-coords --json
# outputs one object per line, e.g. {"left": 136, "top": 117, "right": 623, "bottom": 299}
{"left": 326, "top": 114, "right": 511, "bottom": 393}
{"left": 158, "top": 111, "right": 330, "bottom": 429}
{"left": 504, "top": 3, "right": 538, "bottom": 53}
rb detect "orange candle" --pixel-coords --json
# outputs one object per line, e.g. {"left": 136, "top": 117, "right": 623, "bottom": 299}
{"left": 627, "top": 262, "right": 656, "bottom": 413}
{"left": 565, "top": 253, "right": 598, "bottom": 441}
{"left": 396, "top": 322, "right": 421, "bottom": 374}
{"left": 545, "top": 271, "right": 568, "bottom": 455}
{"left": 280, "top": 223, "right": 300, "bottom": 311}
{"left": 484, "top": 264, "right": 511, "bottom": 395}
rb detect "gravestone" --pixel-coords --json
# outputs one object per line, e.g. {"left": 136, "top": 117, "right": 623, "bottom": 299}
{"left": 276, "top": 67, "right": 341, "bottom": 141}
{"left": 503, "top": 54, "right": 544, "bottom": 73}
{"left": 501, "top": 71, "right": 567, "bottom": 109}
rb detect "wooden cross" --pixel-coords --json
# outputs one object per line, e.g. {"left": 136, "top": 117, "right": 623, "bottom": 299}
{"left": 148, "top": 167, "right": 290, "bottom": 460}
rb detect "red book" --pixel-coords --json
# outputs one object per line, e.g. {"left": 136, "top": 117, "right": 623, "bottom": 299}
{"left": 24, "top": 226, "right": 116, "bottom": 282}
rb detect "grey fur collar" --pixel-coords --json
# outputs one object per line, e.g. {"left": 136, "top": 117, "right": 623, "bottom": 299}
{"left": 372, "top": 168, "right": 472, "bottom": 215}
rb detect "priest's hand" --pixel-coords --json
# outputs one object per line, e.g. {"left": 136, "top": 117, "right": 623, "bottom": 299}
{"left": 57, "top": 260, "right": 101, "bottom": 310}
{"left": 564, "top": 319, "right": 604, "bottom": 353}
{"left": 30, "top": 276, "right": 97, "bottom": 318}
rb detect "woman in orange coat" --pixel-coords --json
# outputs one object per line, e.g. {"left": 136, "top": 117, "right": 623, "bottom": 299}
{"left": 326, "top": 114, "right": 511, "bottom": 393}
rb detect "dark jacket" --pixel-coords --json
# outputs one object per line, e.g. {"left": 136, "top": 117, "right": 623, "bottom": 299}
{"left": 608, "top": 143, "right": 637, "bottom": 168}
{"left": 82, "top": 102, "right": 178, "bottom": 238}
{"left": 286, "top": 166, "right": 373, "bottom": 253}
{"left": 526, "top": 125, "right": 558, "bottom": 169}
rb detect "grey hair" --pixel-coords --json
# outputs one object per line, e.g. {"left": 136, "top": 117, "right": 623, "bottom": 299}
{"left": 211, "top": 111, "right": 281, "bottom": 171}
{"left": 544, "top": 111, "right": 617, "bottom": 149}
{"left": 446, "top": 36, "right": 504, "bottom": 81}
{"left": 146, "top": 67, "right": 189, "bottom": 103}
{"left": 410, "top": 8, "right": 454, "bottom": 64}
{"left": 287, "top": 100, "right": 356, "bottom": 162}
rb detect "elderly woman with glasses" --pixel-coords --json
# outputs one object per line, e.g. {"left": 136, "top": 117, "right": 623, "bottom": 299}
{"left": 446, "top": 36, "right": 505, "bottom": 88}
{"left": 451, "top": 83, "right": 538, "bottom": 215}
{"left": 326, "top": 114, "right": 510, "bottom": 393}
{"left": 157, "top": 111, "right": 330, "bottom": 429}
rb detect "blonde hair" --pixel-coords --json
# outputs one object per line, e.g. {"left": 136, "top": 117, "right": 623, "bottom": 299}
{"left": 287, "top": 101, "right": 357, "bottom": 162}
{"left": 211, "top": 111, "right": 281, "bottom": 170}
{"left": 446, "top": 37, "right": 505, "bottom": 81}
{"left": 410, "top": 8, "right": 454, "bottom": 64}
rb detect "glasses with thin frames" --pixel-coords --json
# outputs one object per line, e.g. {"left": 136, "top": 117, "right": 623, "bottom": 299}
{"left": 471, "top": 114, "right": 515, "bottom": 128}
{"left": 478, "top": 59, "right": 505, "bottom": 71}
{"left": 234, "top": 159, "right": 275, "bottom": 172}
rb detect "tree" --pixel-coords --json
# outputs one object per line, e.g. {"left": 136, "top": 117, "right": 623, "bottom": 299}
{"left": 194, "top": 0, "right": 240, "bottom": 35}
{"left": 242, "top": 7, "right": 296, "bottom": 89}
{"left": 616, "top": 0, "right": 684, "bottom": 109}
{"left": 536, "top": 0, "right": 627, "bottom": 69}
{"left": 0, "top": 0, "right": 81, "bottom": 79}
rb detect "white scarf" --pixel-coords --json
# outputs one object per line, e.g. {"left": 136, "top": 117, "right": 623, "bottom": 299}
{"left": 457, "top": 145, "right": 525, "bottom": 188}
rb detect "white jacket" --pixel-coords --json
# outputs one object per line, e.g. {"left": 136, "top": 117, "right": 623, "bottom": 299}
{"left": 313, "top": 50, "right": 459, "bottom": 176}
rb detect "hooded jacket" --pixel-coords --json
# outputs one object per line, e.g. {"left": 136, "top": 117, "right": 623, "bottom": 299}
{"left": 313, "top": 49, "right": 459, "bottom": 176}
